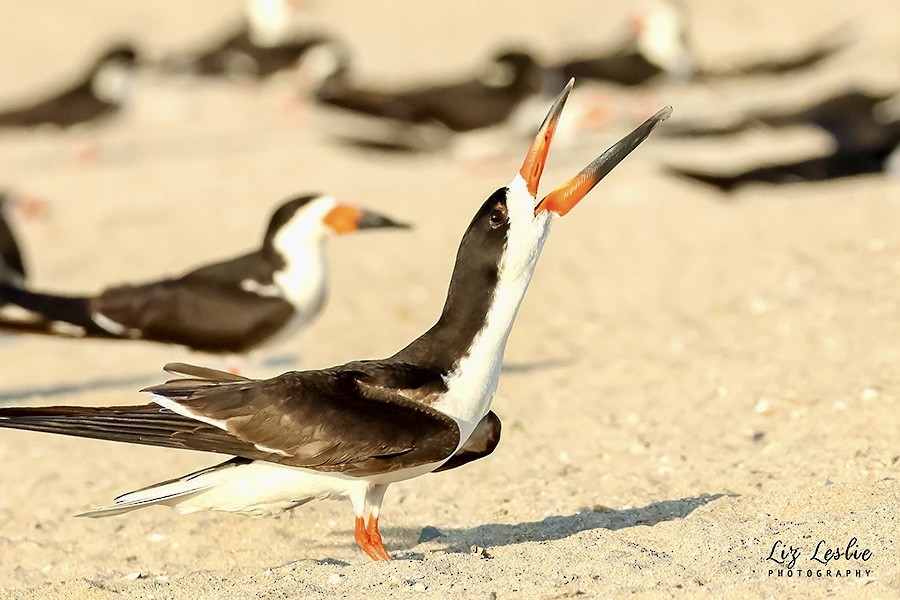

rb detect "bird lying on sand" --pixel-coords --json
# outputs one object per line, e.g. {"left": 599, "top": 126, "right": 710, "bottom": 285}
{"left": 0, "top": 194, "right": 407, "bottom": 354}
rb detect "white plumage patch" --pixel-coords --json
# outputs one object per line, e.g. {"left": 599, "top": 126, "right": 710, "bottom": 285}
{"left": 270, "top": 196, "right": 333, "bottom": 321}
{"left": 0, "top": 304, "right": 40, "bottom": 323}
{"left": 435, "top": 174, "right": 554, "bottom": 444}
{"left": 240, "top": 279, "right": 281, "bottom": 297}
{"left": 150, "top": 393, "right": 228, "bottom": 432}
{"left": 91, "top": 312, "right": 141, "bottom": 338}
{"left": 91, "top": 61, "right": 135, "bottom": 104}
{"left": 636, "top": 0, "right": 694, "bottom": 77}
{"left": 49, "top": 321, "right": 86, "bottom": 337}
{"left": 253, "top": 442, "right": 291, "bottom": 457}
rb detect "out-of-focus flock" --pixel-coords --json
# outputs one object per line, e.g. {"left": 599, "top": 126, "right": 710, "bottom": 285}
{"left": 0, "top": 0, "right": 897, "bottom": 362}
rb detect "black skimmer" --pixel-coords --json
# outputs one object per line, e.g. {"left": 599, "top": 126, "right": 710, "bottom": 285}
{"left": 667, "top": 139, "right": 899, "bottom": 192}
{"left": 662, "top": 89, "right": 896, "bottom": 142}
{"left": 161, "top": 0, "right": 328, "bottom": 80}
{"left": 311, "top": 48, "right": 544, "bottom": 152}
{"left": 666, "top": 90, "right": 900, "bottom": 191}
{"left": 0, "top": 82, "right": 671, "bottom": 561}
{"left": 0, "top": 194, "right": 407, "bottom": 353}
{"left": 545, "top": 0, "right": 693, "bottom": 89}
{"left": 0, "top": 44, "right": 138, "bottom": 129}
{"left": 163, "top": 32, "right": 340, "bottom": 81}
{"left": 544, "top": 0, "right": 846, "bottom": 89}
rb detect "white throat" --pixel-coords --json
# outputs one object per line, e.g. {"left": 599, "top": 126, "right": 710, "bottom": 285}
{"left": 434, "top": 174, "right": 554, "bottom": 444}
{"left": 270, "top": 196, "right": 335, "bottom": 321}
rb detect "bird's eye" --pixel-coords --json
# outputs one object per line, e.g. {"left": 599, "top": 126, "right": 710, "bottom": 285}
{"left": 489, "top": 208, "right": 507, "bottom": 227}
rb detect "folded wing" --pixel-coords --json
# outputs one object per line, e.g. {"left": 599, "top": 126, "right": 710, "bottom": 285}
{"left": 0, "top": 363, "right": 461, "bottom": 477}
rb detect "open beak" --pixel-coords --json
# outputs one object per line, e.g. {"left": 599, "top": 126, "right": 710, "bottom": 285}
{"left": 523, "top": 81, "right": 672, "bottom": 217}
{"left": 519, "top": 79, "right": 574, "bottom": 197}
{"left": 324, "top": 204, "right": 410, "bottom": 235}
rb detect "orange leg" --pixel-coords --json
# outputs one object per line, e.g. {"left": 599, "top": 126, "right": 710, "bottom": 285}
{"left": 354, "top": 516, "right": 391, "bottom": 561}
{"left": 366, "top": 515, "right": 391, "bottom": 561}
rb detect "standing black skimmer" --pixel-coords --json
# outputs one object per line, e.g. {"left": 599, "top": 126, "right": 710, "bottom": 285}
{"left": 0, "top": 194, "right": 407, "bottom": 353}
{"left": 0, "top": 44, "right": 138, "bottom": 129}
{"left": 311, "top": 48, "right": 544, "bottom": 152}
{"left": 545, "top": 0, "right": 846, "bottom": 89}
{"left": 0, "top": 82, "right": 671, "bottom": 561}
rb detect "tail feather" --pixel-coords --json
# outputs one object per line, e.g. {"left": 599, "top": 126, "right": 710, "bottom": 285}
{"left": 76, "top": 458, "right": 248, "bottom": 517}
{"left": 0, "top": 284, "right": 103, "bottom": 337}
{"left": 0, "top": 404, "right": 259, "bottom": 458}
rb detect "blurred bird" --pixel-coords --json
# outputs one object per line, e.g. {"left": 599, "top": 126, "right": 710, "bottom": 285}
{"left": 161, "top": 0, "right": 327, "bottom": 80}
{"left": 666, "top": 89, "right": 900, "bottom": 191}
{"left": 545, "top": 0, "right": 694, "bottom": 88}
{"left": 666, "top": 139, "right": 899, "bottom": 192}
{"left": 544, "top": 0, "right": 847, "bottom": 89}
{"left": 662, "top": 89, "right": 895, "bottom": 144}
{"left": 0, "top": 44, "right": 138, "bottom": 129}
{"left": 309, "top": 47, "right": 544, "bottom": 152}
{"left": 0, "top": 82, "right": 670, "bottom": 561}
{"left": 0, "top": 195, "right": 408, "bottom": 353}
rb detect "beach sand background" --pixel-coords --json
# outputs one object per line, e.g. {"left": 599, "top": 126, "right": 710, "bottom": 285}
{"left": 0, "top": 0, "right": 897, "bottom": 597}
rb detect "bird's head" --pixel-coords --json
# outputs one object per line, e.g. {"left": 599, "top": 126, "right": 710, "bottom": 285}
{"left": 296, "top": 38, "right": 352, "bottom": 94}
{"left": 263, "top": 194, "right": 409, "bottom": 256}
{"left": 455, "top": 80, "right": 671, "bottom": 286}
{"left": 90, "top": 44, "right": 140, "bottom": 105}
{"left": 480, "top": 49, "right": 543, "bottom": 95}
{"left": 630, "top": 0, "right": 694, "bottom": 79}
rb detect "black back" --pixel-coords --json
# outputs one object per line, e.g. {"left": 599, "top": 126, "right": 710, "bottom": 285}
{"left": 317, "top": 50, "right": 542, "bottom": 133}
{"left": 551, "top": 49, "right": 662, "bottom": 89}
{"left": 171, "top": 25, "right": 337, "bottom": 79}
{"left": 665, "top": 90, "right": 896, "bottom": 150}
{"left": 668, "top": 140, "right": 898, "bottom": 192}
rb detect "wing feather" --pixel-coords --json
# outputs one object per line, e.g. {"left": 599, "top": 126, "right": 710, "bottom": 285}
{"left": 0, "top": 363, "right": 461, "bottom": 476}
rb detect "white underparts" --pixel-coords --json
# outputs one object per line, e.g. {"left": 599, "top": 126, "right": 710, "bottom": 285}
{"left": 82, "top": 461, "right": 371, "bottom": 518}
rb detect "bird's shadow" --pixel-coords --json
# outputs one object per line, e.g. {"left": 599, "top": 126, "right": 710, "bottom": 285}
{"left": 379, "top": 494, "right": 728, "bottom": 556}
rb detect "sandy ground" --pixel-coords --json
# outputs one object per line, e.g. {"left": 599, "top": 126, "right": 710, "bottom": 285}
{"left": 0, "top": 1, "right": 898, "bottom": 598}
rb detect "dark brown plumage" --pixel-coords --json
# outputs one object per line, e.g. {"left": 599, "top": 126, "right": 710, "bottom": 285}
{"left": 0, "top": 195, "right": 408, "bottom": 352}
